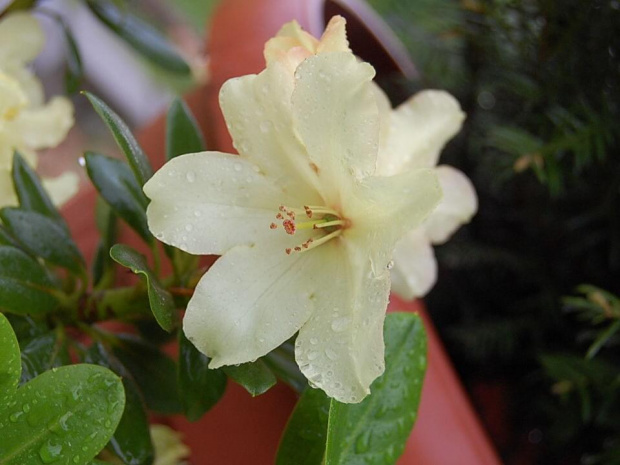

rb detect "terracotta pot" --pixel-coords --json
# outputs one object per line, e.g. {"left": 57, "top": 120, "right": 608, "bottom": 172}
{"left": 63, "top": 0, "right": 502, "bottom": 463}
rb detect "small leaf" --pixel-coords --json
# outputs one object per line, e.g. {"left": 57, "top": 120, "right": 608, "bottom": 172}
{"left": 113, "top": 334, "right": 182, "bottom": 414}
{"left": 276, "top": 388, "right": 330, "bottom": 465}
{"left": 1, "top": 208, "right": 85, "bottom": 276}
{"left": 20, "top": 330, "right": 71, "bottom": 384}
{"left": 178, "top": 331, "right": 227, "bottom": 421}
{"left": 0, "top": 364, "right": 125, "bottom": 465}
{"left": 223, "top": 359, "right": 277, "bottom": 397}
{"left": 61, "top": 19, "right": 83, "bottom": 94}
{"left": 83, "top": 92, "right": 153, "bottom": 185}
{"left": 0, "top": 313, "right": 21, "bottom": 405}
{"left": 325, "top": 313, "right": 428, "bottom": 465}
{"left": 85, "top": 342, "right": 154, "bottom": 465}
{"left": 110, "top": 244, "right": 176, "bottom": 332}
{"left": 84, "top": 152, "right": 152, "bottom": 243}
{"left": 0, "top": 245, "right": 60, "bottom": 315}
{"left": 86, "top": 0, "right": 191, "bottom": 75}
{"left": 0, "top": 226, "right": 18, "bottom": 247}
{"left": 166, "top": 98, "right": 205, "bottom": 161}
{"left": 11, "top": 152, "right": 64, "bottom": 224}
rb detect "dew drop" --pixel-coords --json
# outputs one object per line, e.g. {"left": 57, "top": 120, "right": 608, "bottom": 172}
{"left": 78, "top": 156, "right": 86, "bottom": 167}
{"left": 185, "top": 224, "right": 193, "bottom": 232}
{"left": 309, "top": 338, "right": 318, "bottom": 345}
{"left": 325, "top": 348, "right": 338, "bottom": 360}
{"left": 354, "top": 430, "right": 371, "bottom": 453}
{"left": 386, "top": 260, "right": 394, "bottom": 270}
{"left": 307, "top": 351, "right": 319, "bottom": 361}
{"left": 331, "top": 317, "right": 351, "bottom": 332}
{"left": 193, "top": 210, "right": 201, "bottom": 217}
{"left": 9, "top": 411, "right": 22, "bottom": 422}
{"left": 259, "top": 121, "right": 273, "bottom": 133}
{"left": 186, "top": 172, "right": 196, "bottom": 183}
{"left": 233, "top": 162, "right": 243, "bottom": 172}
{"left": 39, "top": 440, "right": 63, "bottom": 463}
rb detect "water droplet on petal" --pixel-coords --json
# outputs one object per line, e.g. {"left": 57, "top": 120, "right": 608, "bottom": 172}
{"left": 186, "top": 172, "right": 196, "bottom": 183}
{"left": 331, "top": 317, "right": 351, "bottom": 332}
{"left": 386, "top": 260, "right": 394, "bottom": 270}
{"left": 185, "top": 224, "right": 193, "bottom": 232}
{"left": 233, "top": 162, "right": 243, "bottom": 172}
{"left": 325, "top": 348, "right": 338, "bottom": 360}
{"left": 307, "top": 351, "right": 319, "bottom": 361}
{"left": 309, "top": 338, "right": 318, "bottom": 345}
{"left": 259, "top": 121, "right": 273, "bottom": 133}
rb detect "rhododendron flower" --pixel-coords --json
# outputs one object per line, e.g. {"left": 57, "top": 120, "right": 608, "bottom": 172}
{"left": 144, "top": 51, "right": 441, "bottom": 402}
{"left": 267, "top": 16, "right": 478, "bottom": 300}
{"left": 150, "top": 424, "right": 190, "bottom": 465}
{"left": 0, "top": 12, "right": 76, "bottom": 208}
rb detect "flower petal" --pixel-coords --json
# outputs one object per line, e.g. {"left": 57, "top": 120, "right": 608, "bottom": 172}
{"left": 144, "top": 151, "right": 293, "bottom": 255}
{"left": 9, "top": 96, "right": 73, "bottom": 150}
{"left": 219, "top": 61, "right": 322, "bottom": 201}
{"left": 376, "top": 90, "right": 465, "bottom": 174}
{"left": 348, "top": 168, "right": 442, "bottom": 253}
{"left": 292, "top": 52, "right": 379, "bottom": 191}
{"left": 183, "top": 233, "right": 326, "bottom": 368}
{"left": 0, "top": 12, "right": 44, "bottom": 66}
{"left": 264, "top": 20, "right": 318, "bottom": 66}
{"left": 390, "top": 229, "right": 437, "bottom": 300}
{"left": 295, "top": 240, "right": 390, "bottom": 403}
{"left": 316, "top": 16, "right": 350, "bottom": 54}
{"left": 423, "top": 165, "right": 477, "bottom": 244}
{"left": 42, "top": 172, "right": 79, "bottom": 207}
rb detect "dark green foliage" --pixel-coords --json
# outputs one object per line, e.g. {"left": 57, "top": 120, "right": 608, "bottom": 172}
{"left": 369, "top": 0, "right": 620, "bottom": 462}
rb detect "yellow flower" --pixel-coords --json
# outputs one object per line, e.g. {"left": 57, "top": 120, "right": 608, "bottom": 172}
{"left": 150, "top": 425, "right": 190, "bottom": 465}
{"left": 0, "top": 12, "right": 76, "bottom": 209}
{"left": 267, "top": 17, "right": 478, "bottom": 299}
{"left": 144, "top": 48, "right": 440, "bottom": 402}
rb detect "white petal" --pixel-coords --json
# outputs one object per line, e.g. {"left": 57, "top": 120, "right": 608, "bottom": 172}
{"left": 348, "top": 168, "right": 442, "bottom": 252}
{"left": 295, "top": 240, "right": 390, "bottom": 403}
{"left": 0, "top": 72, "right": 26, "bottom": 120}
{"left": 0, "top": 13, "right": 44, "bottom": 65}
{"left": 0, "top": 168, "right": 17, "bottom": 208}
{"left": 376, "top": 90, "right": 465, "bottom": 175}
{"left": 144, "top": 152, "right": 293, "bottom": 255}
{"left": 264, "top": 20, "right": 318, "bottom": 66}
{"left": 316, "top": 16, "right": 350, "bottom": 53}
{"left": 9, "top": 97, "right": 73, "bottom": 150}
{"left": 183, "top": 232, "right": 326, "bottom": 368}
{"left": 292, "top": 52, "right": 379, "bottom": 194}
{"left": 423, "top": 165, "right": 477, "bottom": 244}
{"left": 219, "top": 61, "right": 322, "bottom": 202}
{"left": 390, "top": 229, "right": 438, "bottom": 300}
{"left": 42, "top": 172, "right": 79, "bottom": 207}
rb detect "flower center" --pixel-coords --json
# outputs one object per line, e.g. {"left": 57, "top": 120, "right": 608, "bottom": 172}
{"left": 270, "top": 205, "right": 349, "bottom": 255}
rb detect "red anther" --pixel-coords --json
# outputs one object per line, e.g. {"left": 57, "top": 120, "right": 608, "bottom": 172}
{"left": 287, "top": 211, "right": 296, "bottom": 219}
{"left": 304, "top": 206, "right": 313, "bottom": 218}
{"left": 283, "top": 219, "right": 296, "bottom": 235}
{"left": 285, "top": 248, "right": 292, "bottom": 255}
{"left": 276, "top": 213, "right": 283, "bottom": 220}
{"left": 279, "top": 205, "right": 286, "bottom": 212}
{"left": 294, "top": 246, "right": 302, "bottom": 252}
{"left": 269, "top": 223, "right": 277, "bottom": 229}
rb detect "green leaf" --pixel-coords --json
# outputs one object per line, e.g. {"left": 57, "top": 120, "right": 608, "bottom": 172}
{"left": 0, "top": 245, "right": 60, "bottom": 315}
{"left": 223, "top": 359, "right": 277, "bottom": 397}
{"left": 83, "top": 92, "right": 153, "bottom": 185}
{"left": 92, "top": 196, "right": 118, "bottom": 287}
{"left": 166, "top": 98, "right": 205, "bottom": 161}
{"left": 0, "top": 313, "right": 21, "bottom": 405}
{"left": 11, "top": 152, "right": 64, "bottom": 224}
{"left": 113, "top": 334, "right": 182, "bottom": 414}
{"left": 325, "top": 313, "right": 428, "bottom": 465}
{"left": 84, "top": 152, "right": 152, "bottom": 243}
{"left": 0, "top": 226, "right": 18, "bottom": 247}
{"left": 0, "top": 364, "right": 125, "bottom": 465}
{"left": 85, "top": 0, "right": 191, "bottom": 75}
{"left": 1, "top": 208, "right": 85, "bottom": 276}
{"left": 61, "top": 19, "right": 83, "bottom": 94}
{"left": 178, "top": 331, "right": 227, "bottom": 421}
{"left": 264, "top": 341, "right": 307, "bottom": 393}
{"left": 110, "top": 244, "right": 176, "bottom": 332}
{"left": 276, "top": 388, "right": 330, "bottom": 465}
{"left": 84, "top": 342, "right": 154, "bottom": 465}
{"left": 20, "top": 331, "right": 70, "bottom": 384}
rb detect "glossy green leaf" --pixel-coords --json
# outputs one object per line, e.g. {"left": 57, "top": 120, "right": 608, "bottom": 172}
{"left": 85, "top": 0, "right": 191, "bottom": 75}
{"left": 264, "top": 341, "right": 307, "bottom": 393}
{"left": 0, "top": 245, "right": 60, "bottom": 315}
{"left": 0, "top": 364, "right": 125, "bottom": 465}
{"left": 11, "top": 152, "right": 64, "bottom": 224}
{"left": 178, "top": 331, "right": 227, "bottom": 421}
{"left": 166, "top": 98, "right": 205, "bottom": 161}
{"left": 0, "top": 226, "right": 17, "bottom": 247}
{"left": 84, "top": 152, "right": 152, "bottom": 243}
{"left": 20, "top": 331, "right": 70, "bottom": 384}
{"left": 276, "top": 388, "right": 330, "bottom": 465}
{"left": 1, "top": 208, "right": 85, "bottom": 276}
{"left": 325, "top": 313, "right": 428, "bottom": 465}
{"left": 110, "top": 244, "right": 176, "bottom": 332}
{"left": 0, "top": 313, "right": 21, "bottom": 405}
{"left": 83, "top": 92, "right": 153, "bottom": 185}
{"left": 113, "top": 334, "right": 182, "bottom": 414}
{"left": 223, "top": 359, "right": 277, "bottom": 397}
{"left": 61, "top": 19, "right": 83, "bottom": 94}
{"left": 85, "top": 342, "right": 154, "bottom": 465}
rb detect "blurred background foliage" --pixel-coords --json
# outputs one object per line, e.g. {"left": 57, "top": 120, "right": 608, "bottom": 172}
{"left": 365, "top": 0, "right": 620, "bottom": 463}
